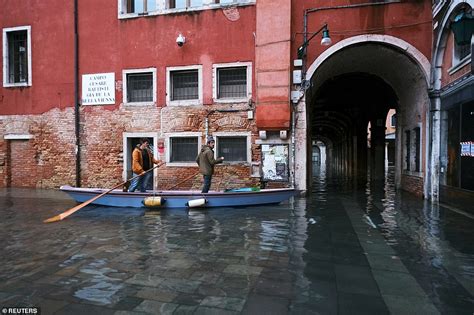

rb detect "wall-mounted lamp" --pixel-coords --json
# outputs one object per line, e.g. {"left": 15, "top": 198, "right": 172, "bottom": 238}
{"left": 294, "top": 23, "right": 332, "bottom": 90}
{"left": 297, "top": 24, "right": 331, "bottom": 59}
{"left": 451, "top": 10, "right": 474, "bottom": 46}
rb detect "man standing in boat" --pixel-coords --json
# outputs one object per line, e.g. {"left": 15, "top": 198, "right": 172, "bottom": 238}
{"left": 129, "top": 138, "right": 162, "bottom": 192}
{"left": 196, "top": 136, "right": 224, "bottom": 193}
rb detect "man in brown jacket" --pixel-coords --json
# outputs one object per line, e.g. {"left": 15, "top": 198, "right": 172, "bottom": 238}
{"left": 129, "top": 138, "right": 162, "bottom": 192}
{"left": 196, "top": 136, "right": 224, "bottom": 193}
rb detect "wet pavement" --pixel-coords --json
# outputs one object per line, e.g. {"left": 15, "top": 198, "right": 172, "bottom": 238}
{"left": 1, "top": 168, "right": 473, "bottom": 314}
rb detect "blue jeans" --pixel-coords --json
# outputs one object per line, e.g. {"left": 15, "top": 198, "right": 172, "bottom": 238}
{"left": 201, "top": 175, "right": 212, "bottom": 193}
{"left": 129, "top": 171, "right": 152, "bottom": 192}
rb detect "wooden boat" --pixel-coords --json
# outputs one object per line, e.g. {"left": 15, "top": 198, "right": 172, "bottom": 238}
{"left": 60, "top": 185, "right": 298, "bottom": 209}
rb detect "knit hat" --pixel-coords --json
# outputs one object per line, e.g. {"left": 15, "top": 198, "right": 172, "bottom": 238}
{"left": 206, "top": 136, "right": 215, "bottom": 143}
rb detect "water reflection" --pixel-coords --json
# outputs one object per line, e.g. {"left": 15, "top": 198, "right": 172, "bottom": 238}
{"left": 0, "top": 181, "right": 473, "bottom": 313}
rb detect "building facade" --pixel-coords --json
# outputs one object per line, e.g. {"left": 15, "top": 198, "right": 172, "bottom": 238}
{"left": 1, "top": 0, "right": 472, "bottom": 209}
{"left": 432, "top": 0, "right": 474, "bottom": 210}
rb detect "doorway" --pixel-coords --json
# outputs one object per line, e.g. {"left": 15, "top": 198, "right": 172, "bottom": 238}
{"left": 123, "top": 132, "right": 158, "bottom": 190}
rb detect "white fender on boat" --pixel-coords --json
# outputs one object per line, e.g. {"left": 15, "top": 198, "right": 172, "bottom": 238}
{"left": 186, "top": 198, "right": 207, "bottom": 208}
{"left": 142, "top": 196, "right": 165, "bottom": 208}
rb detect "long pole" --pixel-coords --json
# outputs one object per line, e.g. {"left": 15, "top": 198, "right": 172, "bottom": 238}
{"left": 44, "top": 164, "right": 161, "bottom": 223}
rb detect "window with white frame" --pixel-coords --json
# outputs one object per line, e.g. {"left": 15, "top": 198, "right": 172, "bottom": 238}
{"left": 121, "top": 0, "right": 157, "bottom": 14}
{"left": 453, "top": 40, "right": 471, "bottom": 65}
{"left": 119, "top": 0, "right": 255, "bottom": 18}
{"left": 168, "top": 0, "right": 203, "bottom": 9}
{"left": 3, "top": 26, "right": 32, "bottom": 87}
{"left": 166, "top": 133, "right": 201, "bottom": 164}
{"left": 213, "top": 62, "right": 252, "bottom": 102}
{"left": 167, "top": 65, "right": 202, "bottom": 105}
{"left": 215, "top": 133, "right": 250, "bottom": 163}
{"left": 123, "top": 68, "right": 156, "bottom": 105}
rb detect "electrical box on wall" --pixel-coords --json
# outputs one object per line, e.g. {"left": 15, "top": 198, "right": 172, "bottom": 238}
{"left": 291, "top": 90, "right": 303, "bottom": 104}
{"left": 293, "top": 70, "right": 302, "bottom": 84}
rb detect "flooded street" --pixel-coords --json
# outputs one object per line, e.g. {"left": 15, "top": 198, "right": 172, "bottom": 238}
{"left": 1, "top": 170, "right": 473, "bottom": 314}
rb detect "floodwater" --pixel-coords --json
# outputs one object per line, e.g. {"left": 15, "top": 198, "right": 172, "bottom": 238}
{"left": 0, "top": 168, "right": 473, "bottom": 314}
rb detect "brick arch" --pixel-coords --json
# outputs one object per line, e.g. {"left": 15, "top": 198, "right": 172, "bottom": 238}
{"left": 305, "top": 34, "right": 431, "bottom": 86}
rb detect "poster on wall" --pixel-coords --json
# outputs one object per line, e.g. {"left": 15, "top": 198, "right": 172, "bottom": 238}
{"left": 461, "top": 142, "right": 472, "bottom": 157}
{"left": 261, "top": 144, "right": 289, "bottom": 181}
{"left": 81, "top": 72, "right": 115, "bottom": 105}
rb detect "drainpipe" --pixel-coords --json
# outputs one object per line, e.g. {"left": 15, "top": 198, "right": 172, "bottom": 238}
{"left": 291, "top": 103, "right": 296, "bottom": 188}
{"left": 74, "top": 0, "right": 81, "bottom": 187}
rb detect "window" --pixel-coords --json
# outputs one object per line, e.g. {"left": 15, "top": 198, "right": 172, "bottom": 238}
{"left": 3, "top": 26, "right": 32, "bottom": 87}
{"left": 127, "top": 73, "right": 152, "bottom": 102}
{"left": 215, "top": 133, "right": 251, "bottom": 163}
{"left": 218, "top": 67, "right": 246, "bottom": 98}
{"left": 454, "top": 41, "right": 471, "bottom": 63}
{"left": 218, "top": 137, "right": 247, "bottom": 161}
{"left": 213, "top": 62, "right": 252, "bottom": 102}
{"left": 391, "top": 114, "right": 396, "bottom": 127}
{"left": 414, "top": 127, "right": 421, "bottom": 172}
{"left": 123, "top": 0, "right": 157, "bottom": 14}
{"left": 172, "top": 70, "right": 198, "bottom": 100}
{"left": 122, "top": 68, "right": 156, "bottom": 105}
{"left": 405, "top": 130, "right": 411, "bottom": 171}
{"left": 166, "top": 65, "right": 202, "bottom": 105}
{"left": 168, "top": 0, "right": 203, "bottom": 9}
{"left": 119, "top": 1, "right": 255, "bottom": 18}
{"left": 165, "top": 132, "right": 201, "bottom": 165}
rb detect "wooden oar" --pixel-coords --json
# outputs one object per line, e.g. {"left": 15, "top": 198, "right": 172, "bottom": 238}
{"left": 44, "top": 164, "right": 161, "bottom": 223}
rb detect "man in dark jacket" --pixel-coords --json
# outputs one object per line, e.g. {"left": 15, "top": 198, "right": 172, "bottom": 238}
{"left": 196, "top": 136, "right": 224, "bottom": 193}
{"left": 129, "top": 138, "right": 162, "bottom": 192}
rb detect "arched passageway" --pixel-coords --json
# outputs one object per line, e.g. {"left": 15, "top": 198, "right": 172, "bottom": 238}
{"left": 298, "top": 35, "right": 431, "bottom": 195}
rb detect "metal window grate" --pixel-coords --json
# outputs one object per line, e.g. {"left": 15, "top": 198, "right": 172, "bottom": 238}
{"left": 218, "top": 67, "right": 247, "bottom": 98}
{"left": 127, "top": 73, "right": 153, "bottom": 103}
{"left": 217, "top": 137, "right": 247, "bottom": 161}
{"left": 171, "top": 70, "right": 198, "bottom": 101}
{"left": 171, "top": 137, "right": 198, "bottom": 162}
{"left": 8, "top": 30, "right": 28, "bottom": 84}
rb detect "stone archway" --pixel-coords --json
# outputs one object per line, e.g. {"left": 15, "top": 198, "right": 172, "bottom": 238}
{"left": 295, "top": 35, "right": 431, "bottom": 196}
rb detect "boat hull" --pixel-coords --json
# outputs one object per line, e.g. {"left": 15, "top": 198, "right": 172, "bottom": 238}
{"left": 60, "top": 186, "right": 297, "bottom": 209}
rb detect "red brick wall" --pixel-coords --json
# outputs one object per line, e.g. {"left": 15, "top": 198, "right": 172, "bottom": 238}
{"left": 401, "top": 174, "right": 424, "bottom": 198}
{"left": 79, "top": 104, "right": 265, "bottom": 190}
{"left": 440, "top": 33, "right": 472, "bottom": 87}
{"left": 0, "top": 140, "right": 7, "bottom": 187}
{"left": 0, "top": 109, "right": 76, "bottom": 188}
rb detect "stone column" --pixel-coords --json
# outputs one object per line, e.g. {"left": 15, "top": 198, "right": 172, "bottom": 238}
{"left": 429, "top": 91, "right": 441, "bottom": 201}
